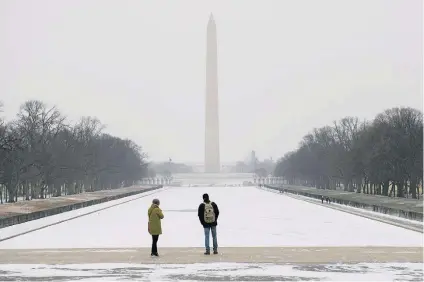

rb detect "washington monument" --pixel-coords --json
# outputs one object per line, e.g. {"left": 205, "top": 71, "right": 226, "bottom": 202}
{"left": 204, "top": 14, "right": 220, "bottom": 173}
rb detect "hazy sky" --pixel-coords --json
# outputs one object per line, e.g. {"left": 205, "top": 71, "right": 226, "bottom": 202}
{"left": 0, "top": 0, "right": 422, "bottom": 163}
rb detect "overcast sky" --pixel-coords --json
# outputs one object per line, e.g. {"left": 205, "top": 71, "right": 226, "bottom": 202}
{"left": 0, "top": 0, "right": 422, "bottom": 163}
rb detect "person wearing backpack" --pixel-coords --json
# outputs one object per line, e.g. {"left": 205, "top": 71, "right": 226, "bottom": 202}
{"left": 198, "top": 193, "right": 220, "bottom": 255}
{"left": 148, "top": 198, "right": 164, "bottom": 257}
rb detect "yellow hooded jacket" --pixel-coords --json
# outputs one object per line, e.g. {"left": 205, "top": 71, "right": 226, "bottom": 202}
{"left": 148, "top": 204, "right": 164, "bottom": 235}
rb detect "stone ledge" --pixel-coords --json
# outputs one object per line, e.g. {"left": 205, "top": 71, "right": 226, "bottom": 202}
{"left": 0, "top": 247, "right": 421, "bottom": 264}
{"left": 0, "top": 185, "right": 162, "bottom": 229}
{"left": 265, "top": 185, "right": 423, "bottom": 222}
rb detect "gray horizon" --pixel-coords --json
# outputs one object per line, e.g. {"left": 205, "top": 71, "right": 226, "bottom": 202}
{"left": 0, "top": 0, "right": 422, "bottom": 163}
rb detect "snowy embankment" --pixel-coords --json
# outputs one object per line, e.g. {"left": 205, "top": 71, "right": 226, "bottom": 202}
{"left": 0, "top": 187, "right": 167, "bottom": 242}
{"left": 259, "top": 186, "right": 423, "bottom": 233}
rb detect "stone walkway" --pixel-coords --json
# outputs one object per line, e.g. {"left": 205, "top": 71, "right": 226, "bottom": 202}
{"left": 0, "top": 247, "right": 422, "bottom": 264}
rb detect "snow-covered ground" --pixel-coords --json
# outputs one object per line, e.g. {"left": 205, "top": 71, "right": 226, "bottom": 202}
{"left": 1, "top": 262, "right": 423, "bottom": 281}
{"left": 259, "top": 186, "right": 424, "bottom": 228}
{"left": 0, "top": 186, "right": 422, "bottom": 249}
{"left": 0, "top": 186, "right": 423, "bottom": 281}
{"left": 0, "top": 187, "right": 168, "bottom": 242}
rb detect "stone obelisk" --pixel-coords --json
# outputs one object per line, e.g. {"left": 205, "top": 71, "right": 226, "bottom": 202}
{"left": 204, "top": 14, "right": 220, "bottom": 173}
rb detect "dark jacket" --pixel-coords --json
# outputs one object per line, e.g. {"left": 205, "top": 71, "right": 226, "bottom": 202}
{"left": 198, "top": 200, "right": 219, "bottom": 227}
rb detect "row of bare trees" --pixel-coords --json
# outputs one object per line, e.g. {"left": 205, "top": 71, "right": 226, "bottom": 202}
{"left": 274, "top": 107, "right": 423, "bottom": 199}
{"left": 0, "top": 100, "right": 148, "bottom": 203}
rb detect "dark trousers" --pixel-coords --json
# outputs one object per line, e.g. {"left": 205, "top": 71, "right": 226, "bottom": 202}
{"left": 151, "top": 235, "right": 159, "bottom": 254}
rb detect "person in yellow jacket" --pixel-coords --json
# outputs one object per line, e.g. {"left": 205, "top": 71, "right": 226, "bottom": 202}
{"left": 148, "top": 198, "right": 164, "bottom": 256}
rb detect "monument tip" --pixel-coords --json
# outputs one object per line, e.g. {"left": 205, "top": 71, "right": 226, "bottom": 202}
{"left": 209, "top": 13, "right": 214, "bottom": 21}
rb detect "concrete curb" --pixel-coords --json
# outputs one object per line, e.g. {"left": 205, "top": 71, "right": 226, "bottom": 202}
{"left": 0, "top": 246, "right": 422, "bottom": 264}
{"left": 0, "top": 187, "right": 166, "bottom": 243}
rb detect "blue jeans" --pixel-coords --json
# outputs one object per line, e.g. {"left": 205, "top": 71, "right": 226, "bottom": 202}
{"left": 204, "top": 226, "right": 218, "bottom": 251}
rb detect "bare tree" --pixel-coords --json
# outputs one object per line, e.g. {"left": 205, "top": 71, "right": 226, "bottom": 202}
{"left": 0, "top": 100, "right": 148, "bottom": 203}
{"left": 275, "top": 107, "right": 423, "bottom": 199}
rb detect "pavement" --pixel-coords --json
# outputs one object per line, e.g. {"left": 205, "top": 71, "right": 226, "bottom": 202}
{"left": 0, "top": 247, "right": 422, "bottom": 264}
